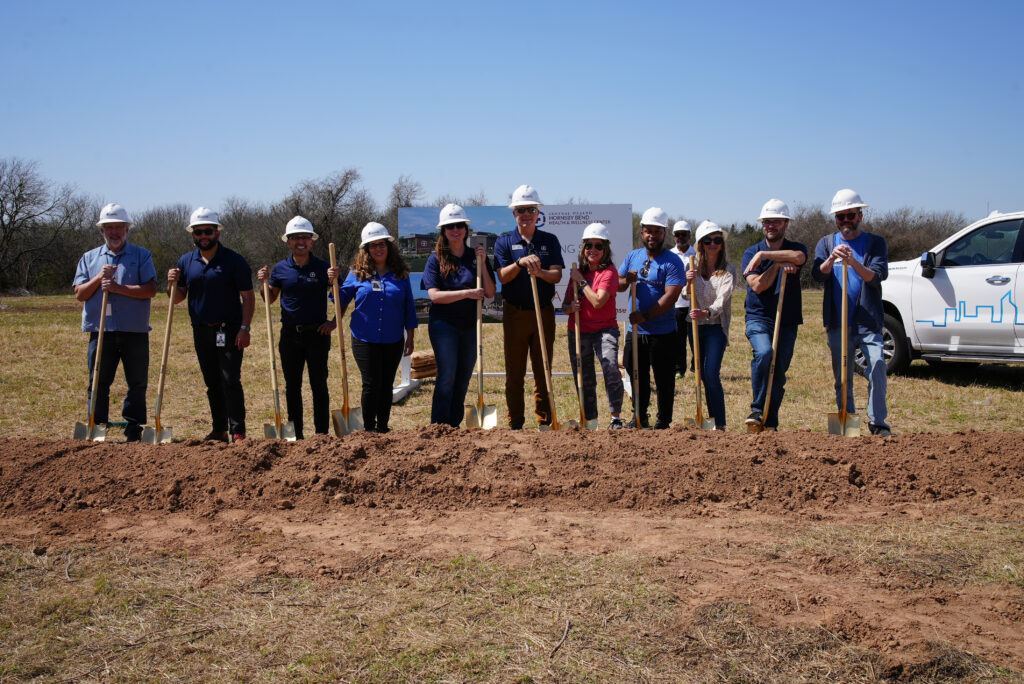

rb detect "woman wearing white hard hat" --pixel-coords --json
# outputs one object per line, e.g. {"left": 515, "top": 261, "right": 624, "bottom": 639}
{"left": 687, "top": 221, "right": 737, "bottom": 430}
{"left": 336, "top": 222, "right": 418, "bottom": 433}
{"left": 422, "top": 204, "right": 496, "bottom": 427}
{"left": 562, "top": 222, "right": 624, "bottom": 428}
{"left": 255, "top": 217, "right": 335, "bottom": 439}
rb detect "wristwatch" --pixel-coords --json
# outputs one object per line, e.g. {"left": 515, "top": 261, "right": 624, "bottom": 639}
{"left": 239, "top": 325, "right": 251, "bottom": 332}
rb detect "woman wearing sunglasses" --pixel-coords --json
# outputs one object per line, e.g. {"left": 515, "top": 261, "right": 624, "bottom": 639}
{"left": 687, "top": 221, "right": 736, "bottom": 430}
{"left": 422, "top": 204, "right": 495, "bottom": 427}
{"left": 562, "top": 222, "right": 625, "bottom": 429}
{"left": 336, "top": 222, "right": 418, "bottom": 433}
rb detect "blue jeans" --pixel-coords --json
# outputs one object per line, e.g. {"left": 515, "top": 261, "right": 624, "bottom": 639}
{"left": 745, "top": 319, "right": 799, "bottom": 429}
{"left": 698, "top": 324, "right": 728, "bottom": 428}
{"left": 826, "top": 327, "right": 888, "bottom": 429}
{"left": 87, "top": 331, "right": 149, "bottom": 437}
{"left": 428, "top": 319, "right": 477, "bottom": 427}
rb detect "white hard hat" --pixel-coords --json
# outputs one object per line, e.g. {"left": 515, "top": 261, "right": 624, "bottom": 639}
{"left": 508, "top": 184, "right": 542, "bottom": 208}
{"left": 96, "top": 203, "right": 132, "bottom": 227}
{"left": 830, "top": 189, "right": 868, "bottom": 215}
{"left": 437, "top": 203, "right": 471, "bottom": 228}
{"left": 282, "top": 216, "right": 318, "bottom": 242}
{"left": 758, "top": 199, "right": 791, "bottom": 222}
{"left": 672, "top": 220, "right": 692, "bottom": 234}
{"left": 360, "top": 222, "right": 394, "bottom": 247}
{"left": 695, "top": 220, "right": 723, "bottom": 243}
{"left": 188, "top": 206, "right": 222, "bottom": 231}
{"left": 581, "top": 222, "right": 610, "bottom": 241}
{"left": 640, "top": 207, "right": 669, "bottom": 229}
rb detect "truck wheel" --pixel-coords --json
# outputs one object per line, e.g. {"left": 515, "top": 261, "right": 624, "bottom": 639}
{"left": 853, "top": 314, "right": 910, "bottom": 375}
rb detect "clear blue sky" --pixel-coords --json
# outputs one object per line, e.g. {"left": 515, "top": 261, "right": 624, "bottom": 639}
{"left": 2, "top": 0, "right": 1020, "bottom": 227}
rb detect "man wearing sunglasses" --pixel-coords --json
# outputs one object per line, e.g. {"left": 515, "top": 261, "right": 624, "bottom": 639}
{"left": 617, "top": 207, "right": 685, "bottom": 429}
{"left": 741, "top": 199, "right": 806, "bottom": 430}
{"left": 168, "top": 207, "right": 255, "bottom": 443}
{"left": 812, "top": 189, "right": 891, "bottom": 436}
{"left": 494, "top": 184, "right": 564, "bottom": 429}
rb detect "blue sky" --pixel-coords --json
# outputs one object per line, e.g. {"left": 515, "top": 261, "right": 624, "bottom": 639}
{"left": 2, "top": 0, "right": 1020, "bottom": 227}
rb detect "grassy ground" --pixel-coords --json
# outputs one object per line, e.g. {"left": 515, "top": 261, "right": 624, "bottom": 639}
{"left": 1, "top": 292, "right": 1022, "bottom": 438}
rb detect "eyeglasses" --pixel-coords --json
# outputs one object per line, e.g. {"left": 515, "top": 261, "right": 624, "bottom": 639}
{"left": 700, "top": 236, "right": 724, "bottom": 245}
{"left": 514, "top": 207, "right": 538, "bottom": 215}
{"left": 761, "top": 219, "right": 785, "bottom": 227}
{"left": 367, "top": 241, "right": 389, "bottom": 250}
{"left": 583, "top": 242, "right": 604, "bottom": 251}
{"left": 287, "top": 234, "right": 314, "bottom": 241}
{"left": 640, "top": 258, "right": 651, "bottom": 278}
{"left": 444, "top": 222, "right": 468, "bottom": 231}
{"left": 192, "top": 228, "right": 217, "bottom": 236}
{"left": 835, "top": 211, "right": 860, "bottom": 222}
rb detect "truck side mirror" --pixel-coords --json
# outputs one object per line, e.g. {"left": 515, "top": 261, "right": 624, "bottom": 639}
{"left": 920, "top": 251, "right": 936, "bottom": 279}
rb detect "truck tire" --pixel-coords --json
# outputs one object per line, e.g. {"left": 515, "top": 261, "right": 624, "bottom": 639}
{"left": 853, "top": 313, "right": 910, "bottom": 375}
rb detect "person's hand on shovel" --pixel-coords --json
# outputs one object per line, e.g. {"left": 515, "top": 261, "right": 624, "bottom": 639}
{"left": 518, "top": 252, "right": 542, "bottom": 275}
{"left": 100, "top": 264, "right": 117, "bottom": 292}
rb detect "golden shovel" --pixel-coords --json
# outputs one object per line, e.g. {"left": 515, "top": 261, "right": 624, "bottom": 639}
{"left": 329, "top": 243, "right": 363, "bottom": 435}
{"left": 530, "top": 274, "right": 561, "bottom": 431}
{"left": 142, "top": 285, "right": 176, "bottom": 443}
{"left": 261, "top": 280, "right": 297, "bottom": 440}
{"left": 685, "top": 256, "right": 715, "bottom": 430}
{"left": 465, "top": 246, "right": 497, "bottom": 429}
{"left": 828, "top": 261, "right": 861, "bottom": 437}
{"left": 571, "top": 282, "right": 596, "bottom": 429}
{"left": 749, "top": 272, "right": 786, "bottom": 434}
{"left": 74, "top": 289, "right": 109, "bottom": 441}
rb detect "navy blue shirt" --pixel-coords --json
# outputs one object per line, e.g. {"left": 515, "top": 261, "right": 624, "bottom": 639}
{"left": 421, "top": 250, "right": 495, "bottom": 325}
{"left": 338, "top": 270, "right": 418, "bottom": 344}
{"left": 618, "top": 248, "right": 685, "bottom": 335}
{"left": 269, "top": 255, "right": 330, "bottom": 326}
{"left": 493, "top": 228, "right": 564, "bottom": 309}
{"left": 176, "top": 245, "right": 253, "bottom": 326}
{"left": 741, "top": 238, "right": 806, "bottom": 327}
{"left": 812, "top": 231, "right": 888, "bottom": 333}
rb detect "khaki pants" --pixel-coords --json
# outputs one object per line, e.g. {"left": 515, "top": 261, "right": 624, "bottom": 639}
{"left": 502, "top": 301, "right": 555, "bottom": 427}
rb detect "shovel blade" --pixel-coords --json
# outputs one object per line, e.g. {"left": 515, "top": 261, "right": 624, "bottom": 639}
{"left": 141, "top": 426, "right": 173, "bottom": 444}
{"left": 585, "top": 418, "right": 598, "bottom": 430}
{"left": 566, "top": 419, "right": 580, "bottom": 429}
{"left": 74, "top": 421, "right": 106, "bottom": 441}
{"left": 332, "top": 409, "right": 352, "bottom": 436}
{"left": 263, "top": 421, "right": 298, "bottom": 441}
{"left": 827, "top": 412, "right": 861, "bottom": 437}
{"left": 465, "top": 405, "right": 480, "bottom": 429}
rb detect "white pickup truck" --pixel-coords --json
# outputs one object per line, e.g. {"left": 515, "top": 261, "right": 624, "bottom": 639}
{"left": 875, "top": 210, "right": 1024, "bottom": 373}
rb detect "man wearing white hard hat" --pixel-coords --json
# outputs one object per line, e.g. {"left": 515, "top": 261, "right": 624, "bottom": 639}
{"left": 741, "top": 199, "right": 807, "bottom": 430}
{"left": 73, "top": 203, "right": 158, "bottom": 442}
{"left": 256, "top": 217, "right": 335, "bottom": 439}
{"left": 617, "top": 207, "right": 685, "bottom": 429}
{"left": 812, "top": 189, "right": 891, "bottom": 436}
{"left": 168, "top": 207, "right": 255, "bottom": 442}
{"left": 670, "top": 220, "right": 696, "bottom": 379}
{"left": 494, "top": 185, "right": 564, "bottom": 429}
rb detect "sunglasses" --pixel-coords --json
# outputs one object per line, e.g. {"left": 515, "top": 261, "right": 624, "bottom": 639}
{"left": 287, "top": 234, "right": 314, "bottom": 241}
{"left": 515, "top": 207, "right": 538, "bottom": 215}
{"left": 835, "top": 211, "right": 860, "bottom": 222}
{"left": 367, "top": 241, "right": 389, "bottom": 250}
{"left": 701, "top": 236, "right": 724, "bottom": 245}
{"left": 639, "top": 258, "right": 651, "bottom": 278}
{"left": 192, "top": 228, "right": 217, "bottom": 236}
{"left": 444, "top": 222, "right": 468, "bottom": 231}
{"left": 583, "top": 242, "right": 604, "bottom": 251}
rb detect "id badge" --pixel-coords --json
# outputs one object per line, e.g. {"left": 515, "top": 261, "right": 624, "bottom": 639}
{"left": 105, "top": 302, "right": 113, "bottom": 317}
{"left": 216, "top": 330, "right": 227, "bottom": 348}
{"left": 371, "top": 279, "right": 383, "bottom": 292}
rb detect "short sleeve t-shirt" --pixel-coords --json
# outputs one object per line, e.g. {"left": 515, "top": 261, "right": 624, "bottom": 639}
{"left": 565, "top": 265, "right": 618, "bottom": 333}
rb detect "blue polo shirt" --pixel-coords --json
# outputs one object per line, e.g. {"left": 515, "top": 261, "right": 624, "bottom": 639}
{"left": 493, "top": 228, "right": 564, "bottom": 309}
{"left": 421, "top": 250, "right": 495, "bottom": 325}
{"left": 73, "top": 242, "right": 156, "bottom": 333}
{"left": 338, "top": 270, "right": 419, "bottom": 344}
{"left": 618, "top": 248, "right": 684, "bottom": 335}
{"left": 269, "top": 254, "right": 330, "bottom": 326}
{"left": 741, "top": 238, "right": 806, "bottom": 327}
{"left": 175, "top": 245, "right": 253, "bottom": 326}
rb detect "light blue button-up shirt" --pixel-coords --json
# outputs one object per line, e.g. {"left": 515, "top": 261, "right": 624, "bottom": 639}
{"left": 73, "top": 242, "right": 157, "bottom": 332}
{"left": 338, "top": 270, "right": 418, "bottom": 344}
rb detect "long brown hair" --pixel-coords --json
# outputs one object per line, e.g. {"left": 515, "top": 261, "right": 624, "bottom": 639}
{"left": 435, "top": 225, "right": 469, "bottom": 278}
{"left": 351, "top": 240, "right": 410, "bottom": 281}
{"left": 577, "top": 239, "right": 613, "bottom": 274}
{"left": 696, "top": 232, "right": 729, "bottom": 279}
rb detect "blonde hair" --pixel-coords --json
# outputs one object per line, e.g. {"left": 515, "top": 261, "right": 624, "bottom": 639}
{"left": 350, "top": 240, "right": 410, "bottom": 281}
{"left": 434, "top": 225, "right": 469, "bottom": 279}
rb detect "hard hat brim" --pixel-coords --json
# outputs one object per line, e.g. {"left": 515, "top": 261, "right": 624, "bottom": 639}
{"left": 757, "top": 213, "right": 791, "bottom": 221}
{"left": 437, "top": 217, "right": 472, "bottom": 228}
{"left": 96, "top": 219, "right": 132, "bottom": 227}
{"left": 282, "top": 233, "right": 319, "bottom": 242}
{"left": 829, "top": 203, "right": 868, "bottom": 215}
{"left": 360, "top": 235, "right": 395, "bottom": 247}
{"left": 187, "top": 223, "right": 222, "bottom": 232}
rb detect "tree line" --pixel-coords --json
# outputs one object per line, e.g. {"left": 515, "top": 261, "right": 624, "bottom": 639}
{"left": 2, "top": 156, "right": 965, "bottom": 295}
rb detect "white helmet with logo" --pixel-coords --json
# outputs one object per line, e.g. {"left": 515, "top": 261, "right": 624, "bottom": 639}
{"left": 188, "top": 206, "right": 222, "bottom": 232}
{"left": 96, "top": 203, "right": 132, "bottom": 227}
{"left": 695, "top": 220, "right": 723, "bottom": 244}
{"left": 508, "top": 184, "right": 542, "bottom": 208}
{"left": 640, "top": 207, "right": 669, "bottom": 229}
{"left": 437, "top": 203, "right": 471, "bottom": 228}
{"left": 360, "top": 222, "right": 394, "bottom": 247}
{"left": 282, "top": 216, "right": 318, "bottom": 242}
{"left": 581, "top": 222, "right": 610, "bottom": 241}
{"left": 672, "top": 220, "right": 692, "bottom": 234}
{"left": 758, "top": 199, "right": 792, "bottom": 222}
{"left": 830, "top": 189, "right": 868, "bottom": 215}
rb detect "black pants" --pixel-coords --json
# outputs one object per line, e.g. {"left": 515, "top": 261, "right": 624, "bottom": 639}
{"left": 86, "top": 331, "right": 149, "bottom": 438}
{"left": 351, "top": 336, "right": 404, "bottom": 432}
{"left": 192, "top": 324, "right": 246, "bottom": 435}
{"left": 622, "top": 331, "right": 677, "bottom": 427}
{"left": 279, "top": 325, "right": 331, "bottom": 439}
{"left": 674, "top": 308, "right": 695, "bottom": 376}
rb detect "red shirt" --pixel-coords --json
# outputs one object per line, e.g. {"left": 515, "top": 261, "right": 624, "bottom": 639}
{"left": 565, "top": 266, "right": 618, "bottom": 333}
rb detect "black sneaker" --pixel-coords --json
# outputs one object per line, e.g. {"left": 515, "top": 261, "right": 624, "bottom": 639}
{"left": 509, "top": 422, "right": 524, "bottom": 430}
{"left": 653, "top": 421, "right": 671, "bottom": 430}
{"left": 625, "top": 418, "right": 650, "bottom": 429}
{"left": 869, "top": 424, "right": 892, "bottom": 437}
{"left": 609, "top": 418, "right": 624, "bottom": 430}
{"left": 745, "top": 411, "right": 763, "bottom": 426}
